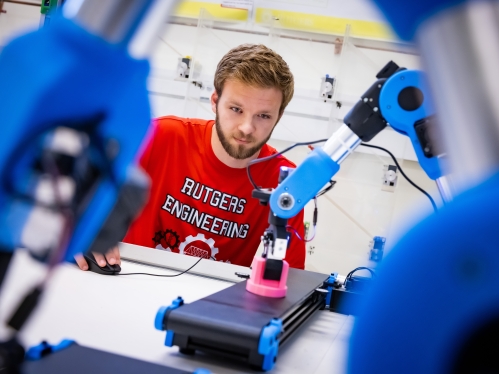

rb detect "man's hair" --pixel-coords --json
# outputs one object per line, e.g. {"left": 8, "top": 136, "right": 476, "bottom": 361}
{"left": 214, "top": 44, "right": 294, "bottom": 115}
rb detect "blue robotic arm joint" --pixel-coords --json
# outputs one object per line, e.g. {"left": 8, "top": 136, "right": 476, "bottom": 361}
{"left": 269, "top": 61, "right": 443, "bottom": 219}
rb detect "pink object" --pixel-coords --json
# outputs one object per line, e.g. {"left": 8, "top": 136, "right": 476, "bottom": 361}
{"left": 246, "top": 257, "right": 289, "bottom": 298}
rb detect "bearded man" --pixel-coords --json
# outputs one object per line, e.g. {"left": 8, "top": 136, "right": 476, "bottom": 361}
{"left": 76, "top": 44, "right": 305, "bottom": 270}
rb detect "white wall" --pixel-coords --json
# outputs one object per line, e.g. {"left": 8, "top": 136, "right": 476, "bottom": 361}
{"left": 149, "top": 22, "right": 440, "bottom": 275}
{"left": 0, "top": 3, "right": 441, "bottom": 275}
{"left": 0, "top": 3, "right": 40, "bottom": 47}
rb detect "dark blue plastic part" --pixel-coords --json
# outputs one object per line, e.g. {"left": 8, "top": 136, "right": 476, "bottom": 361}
{"left": 154, "top": 306, "right": 169, "bottom": 331}
{"left": 371, "top": 0, "right": 467, "bottom": 41}
{"left": 373, "top": 236, "right": 386, "bottom": 250}
{"left": 26, "top": 339, "right": 75, "bottom": 361}
{"left": 380, "top": 70, "right": 442, "bottom": 180}
{"left": 349, "top": 171, "right": 499, "bottom": 373}
{"left": 258, "top": 318, "right": 283, "bottom": 371}
{"left": 0, "top": 12, "right": 151, "bottom": 258}
{"left": 370, "top": 236, "right": 386, "bottom": 262}
{"left": 155, "top": 297, "right": 185, "bottom": 347}
{"left": 270, "top": 148, "right": 340, "bottom": 219}
{"left": 155, "top": 297, "right": 184, "bottom": 331}
{"left": 165, "top": 331, "right": 175, "bottom": 347}
{"left": 326, "top": 273, "right": 338, "bottom": 307}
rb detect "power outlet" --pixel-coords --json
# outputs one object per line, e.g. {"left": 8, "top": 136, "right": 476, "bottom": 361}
{"left": 382, "top": 164, "right": 398, "bottom": 192}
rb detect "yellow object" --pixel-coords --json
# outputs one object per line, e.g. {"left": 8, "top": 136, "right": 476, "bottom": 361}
{"left": 173, "top": 1, "right": 394, "bottom": 40}
{"left": 255, "top": 8, "right": 394, "bottom": 40}
{"left": 174, "top": 1, "right": 249, "bottom": 21}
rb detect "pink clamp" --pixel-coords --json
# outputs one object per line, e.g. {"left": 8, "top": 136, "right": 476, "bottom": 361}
{"left": 246, "top": 257, "right": 289, "bottom": 298}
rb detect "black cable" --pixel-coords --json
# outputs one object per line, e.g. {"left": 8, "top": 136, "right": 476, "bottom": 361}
{"left": 346, "top": 266, "right": 375, "bottom": 278}
{"left": 247, "top": 139, "right": 328, "bottom": 190}
{"left": 360, "top": 143, "right": 438, "bottom": 212}
{"left": 117, "top": 257, "right": 203, "bottom": 277}
{"left": 316, "top": 180, "right": 336, "bottom": 198}
{"left": 344, "top": 266, "right": 376, "bottom": 286}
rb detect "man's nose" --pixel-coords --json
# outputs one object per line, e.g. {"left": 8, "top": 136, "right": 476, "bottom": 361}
{"left": 238, "top": 115, "right": 255, "bottom": 136}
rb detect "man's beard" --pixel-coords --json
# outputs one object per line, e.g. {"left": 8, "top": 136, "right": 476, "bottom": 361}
{"left": 214, "top": 113, "right": 273, "bottom": 160}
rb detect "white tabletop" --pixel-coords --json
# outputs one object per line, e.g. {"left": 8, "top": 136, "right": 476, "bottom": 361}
{"left": 0, "top": 248, "right": 352, "bottom": 373}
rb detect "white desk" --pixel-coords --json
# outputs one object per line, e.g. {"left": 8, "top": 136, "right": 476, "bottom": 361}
{"left": 0, "top": 246, "right": 352, "bottom": 373}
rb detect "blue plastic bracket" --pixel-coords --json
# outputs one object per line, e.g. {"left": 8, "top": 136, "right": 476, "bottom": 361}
{"left": 25, "top": 339, "right": 75, "bottom": 361}
{"left": 258, "top": 318, "right": 283, "bottom": 371}
{"left": 370, "top": 236, "right": 386, "bottom": 262}
{"left": 154, "top": 296, "right": 184, "bottom": 347}
{"left": 325, "top": 272, "right": 338, "bottom": 307}
{"left": 380, "top": 70, "right": 442, "bottom": 180}
{"left": 165, "top": 331, "right": 175, "bottom": 347}
{"left": 371, "top": 0, "right": 465, "bottom": 41}
{"left": 270, "top": 148, "right": 340, "bottom": 219}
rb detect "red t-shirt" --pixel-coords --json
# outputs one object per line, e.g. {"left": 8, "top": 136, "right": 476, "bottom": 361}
{"left": 123, "top": 116, "right": 306, "bottom": 269}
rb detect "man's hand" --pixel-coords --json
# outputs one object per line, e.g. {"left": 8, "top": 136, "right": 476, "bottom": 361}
{"left": 75, "top": 246, "right": 121, "bottom": 271}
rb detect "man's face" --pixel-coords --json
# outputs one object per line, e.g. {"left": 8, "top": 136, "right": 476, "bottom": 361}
{"left": 211, "top": 79, "right": 283, "bottom": 160}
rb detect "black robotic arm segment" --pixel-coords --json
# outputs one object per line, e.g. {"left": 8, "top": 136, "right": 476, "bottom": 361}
{"left": 343, "top": 79, "right": 388, "bottom": 142}
{"left": 344, "top": 61, "right": 404, "bottom": 142}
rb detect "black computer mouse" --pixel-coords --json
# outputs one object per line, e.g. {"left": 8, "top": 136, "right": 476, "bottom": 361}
{"left": 83, "top": 253, "right": 121, "bottom": 275}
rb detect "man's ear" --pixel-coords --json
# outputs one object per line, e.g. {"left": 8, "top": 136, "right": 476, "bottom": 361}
{"left": 211, "top": 91, "right": 219, "bottom": 114}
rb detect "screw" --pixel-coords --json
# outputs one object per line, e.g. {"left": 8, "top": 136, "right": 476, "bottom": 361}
{"left": 278, "top": 193, "right": 295, "bottom": 210}
{"left": 373, "top": 107, "right": 378, "bottom": 112}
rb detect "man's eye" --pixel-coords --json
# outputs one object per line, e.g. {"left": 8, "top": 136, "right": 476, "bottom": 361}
{"left": 231, "top": 107, "right": 241, "bottom": 113}
{"left": 259, "top": 114, "right": 271, "bottom": 119}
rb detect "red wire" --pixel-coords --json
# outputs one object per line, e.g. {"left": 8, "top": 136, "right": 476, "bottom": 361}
{"left": 286, "top": 225, "right": 316, "bottom": 242}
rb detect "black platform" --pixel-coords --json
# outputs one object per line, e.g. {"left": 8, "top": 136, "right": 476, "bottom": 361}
{"left": 162, "top": 268, "right": 330, "bottom": 369}
{"left": 22, "top": 344, "right": 192, "bottom": 374}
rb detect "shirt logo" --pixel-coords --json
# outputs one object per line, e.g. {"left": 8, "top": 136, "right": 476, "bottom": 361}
{"left": 152, "top": 229, "right": 180, "bottom": 251}
{"left": 161, "top": 176, "right": 251, "bottom": 239}
{"left": 179, "top": 233, "right": 219, "bottom": 260}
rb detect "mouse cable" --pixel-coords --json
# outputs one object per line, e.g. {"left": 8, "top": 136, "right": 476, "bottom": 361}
{"left": 360, "top": 143, "right": 438, "bottom": 213}
{"left": 117, "top": 257, "right": 203, "bottom": 277}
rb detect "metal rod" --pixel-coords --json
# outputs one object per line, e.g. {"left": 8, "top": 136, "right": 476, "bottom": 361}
{"left": 63, "top": 0, "right": 179, "bottom": 58}
{"left": 322, "top": 124, "right": 361, "bottom": 164}
{"left": 435, "top": 176, "right": 453, "bottom": 204}
{"left": 418, "top": 1, "right": 499, "bottom": 193}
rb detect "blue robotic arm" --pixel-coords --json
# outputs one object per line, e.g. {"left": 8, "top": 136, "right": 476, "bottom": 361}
{"left": 0, "top": 1, "right": 180, "bottom": 266}
{"left": 0, "top": 18, "right": 150, "bottom": 262}
{"left": 270, "top": 61, "right": 443, "bottom": 219}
